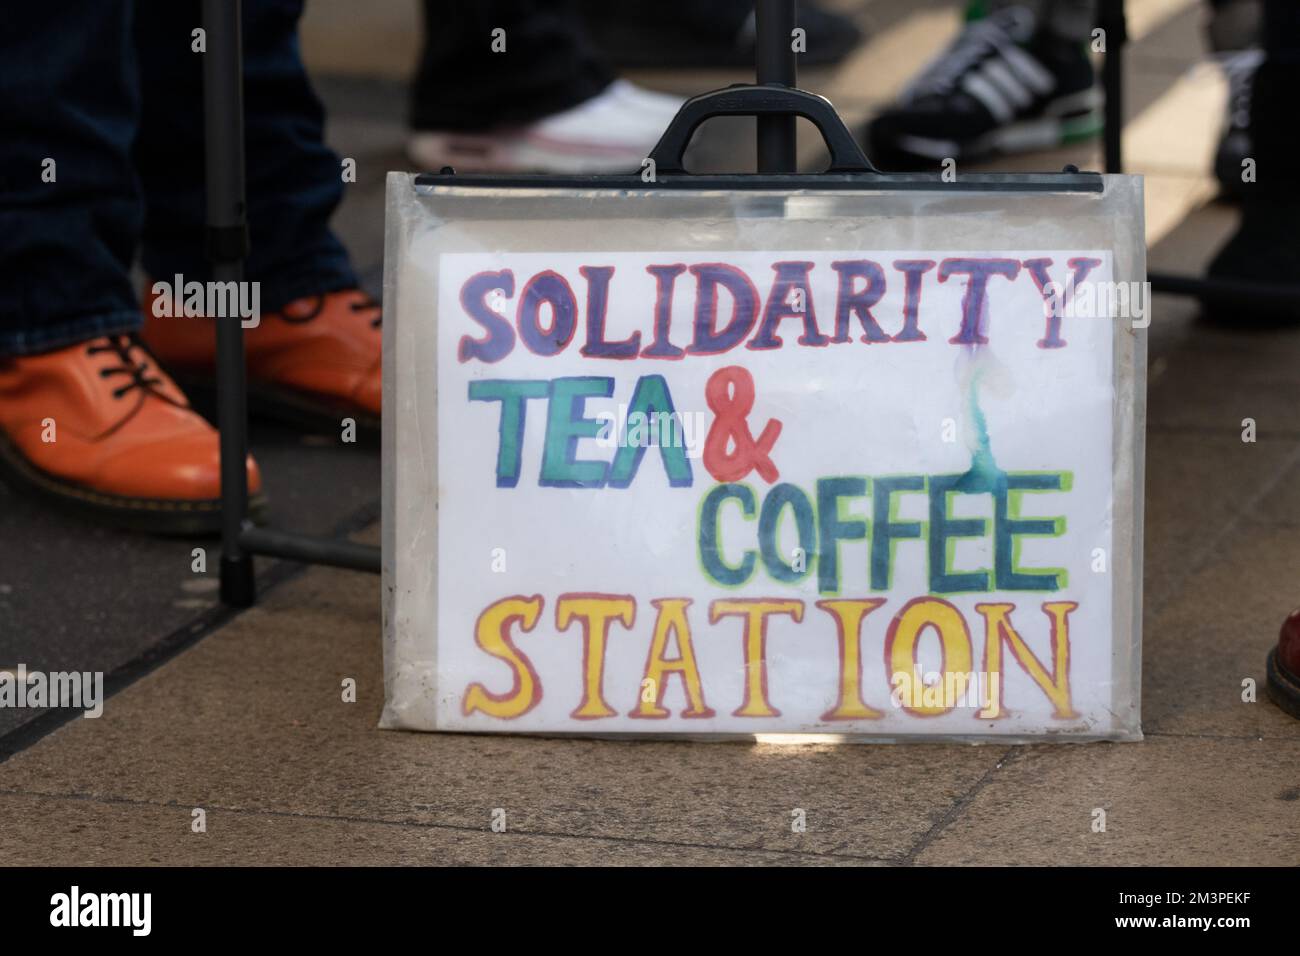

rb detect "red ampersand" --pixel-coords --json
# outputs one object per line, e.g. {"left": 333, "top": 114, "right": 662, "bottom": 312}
{"left": 703, "top": 366, "right": 782, "bottom": 484}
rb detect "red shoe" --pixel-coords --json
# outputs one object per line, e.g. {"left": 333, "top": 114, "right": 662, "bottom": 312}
{"left": 1267, "top": 609, "right": 1300, "bottom": 719}
{"left": 0, "top": 336, "right": 263, "bottom": 533}
{"left": 141, "top": 287, "right": 381, "bottom": 437}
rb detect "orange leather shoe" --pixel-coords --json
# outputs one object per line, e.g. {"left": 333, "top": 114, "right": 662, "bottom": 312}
{"left": 0, "top": 336, "right": 263, "bottom": 534}
{"left": 141, "top": 288, "right": 381, "bottom": 438}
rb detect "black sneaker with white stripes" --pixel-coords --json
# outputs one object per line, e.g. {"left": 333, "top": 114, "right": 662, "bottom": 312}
{"left": 865, "top": 6, "right": 1101, "bottom": 167}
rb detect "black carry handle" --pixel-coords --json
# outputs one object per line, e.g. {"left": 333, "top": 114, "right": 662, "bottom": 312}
{"left": 647, "top": 84, "right": 878, "bottom": 176}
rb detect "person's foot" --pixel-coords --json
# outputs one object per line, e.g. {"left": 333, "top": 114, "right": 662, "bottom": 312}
{"left": 1213, "top": 48, "right": 1263, "bottom": 199}
{"left": 141, "top": 287, "right": 382, "bottom": 437}
{"left": 407, "top": 79, "right": 684, "bottom": 174}
{"left": 1267, "top": 609, "right": 1300, "bottom": 720}
{"left": 865, "top": 5, "right": 1101, "bottom": 168}
{"left": 0, "top": 336, "right": 262, "bottom": 533}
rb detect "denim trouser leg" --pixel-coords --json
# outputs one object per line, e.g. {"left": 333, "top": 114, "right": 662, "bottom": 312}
{"left": 0, "top": 0, "right": 358, "bottom": 358}
{"left": 0, "top": 2, "right": 143, "bottom": 356}
{"left": 135, "top": 0, "right": 357, "bottom": 312}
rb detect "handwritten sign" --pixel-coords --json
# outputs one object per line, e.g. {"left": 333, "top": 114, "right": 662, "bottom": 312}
{"left": 382, "top": 176, "right": 1145, "bottom": 740}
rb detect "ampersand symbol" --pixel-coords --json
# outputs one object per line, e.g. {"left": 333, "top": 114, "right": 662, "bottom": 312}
{"left": 703, "top": 366, "right": 782, "bottom": 483}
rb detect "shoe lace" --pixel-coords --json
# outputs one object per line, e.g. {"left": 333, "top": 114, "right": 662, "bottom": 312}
{"left": 278, "top": 293, "right": 383, "bottom": 330}
{"left": 85, "top": 336, "right": 172, "bottom": 401}
{"left": 902, "top": 9, "right": 1029, "bottom": 101}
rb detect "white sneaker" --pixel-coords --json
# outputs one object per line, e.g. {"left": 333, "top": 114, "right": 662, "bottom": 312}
{"left": 408, "top": 80, "right": 686, "bottom": 174}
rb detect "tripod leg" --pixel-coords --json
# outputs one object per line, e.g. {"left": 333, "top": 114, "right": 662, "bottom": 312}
{"left": 202, "top": 0, "right": 255, "bottom": 607}
{"left": 755, "top": 0, "right": 799, "bottom": 174}
{"left": 1100, "top": 0, "right": 1127, "bottom": 174}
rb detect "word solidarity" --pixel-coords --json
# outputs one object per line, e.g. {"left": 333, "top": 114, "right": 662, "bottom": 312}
{"left": 463, "top": 595, "right": 1078, "bottom": 722}
{"left": 456, "top": 256, "right": 1103, "bottom": 363}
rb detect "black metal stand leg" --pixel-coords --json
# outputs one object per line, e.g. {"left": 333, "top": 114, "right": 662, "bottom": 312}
{"left": 756, "top": 0, "right": 798, "bottom": 174}
{"left": 203, "top": 0, "right": 255, "bottom": 608}
{"left": 1101, "top": 0, "right": 1126, "bottom": 174}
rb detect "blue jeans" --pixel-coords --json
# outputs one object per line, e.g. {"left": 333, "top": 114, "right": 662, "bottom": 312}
{"left": 0, "top": 0, "right": 356, "bottom": 356}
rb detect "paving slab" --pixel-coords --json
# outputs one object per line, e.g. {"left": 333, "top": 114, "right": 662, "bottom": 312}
{"left": 1146, "top": 341, "right": 1300, "bottom": 436}
{"left": 1255, "top": 450, "right": 1300, "bottom": 530}
{"left": 1142, "top": 522, "right": 1300, "bottom": 740}
{"left": 915, "top": 735, "right": 1300, "bottom": 865}
{"left": 1124, "top": 0, "right": 1206, "bottom": 62}
{"left": 0, "top": 559, "right": 1004, "bottom": 864}
{"left": 1123, "top": 61, "right": 1224, "bottom": 176}
{"left": 0, "top": 793, "right": 864, "bottom": 867}
{"left": 1141, "top": 432, "right": 1300, "bottom": 612}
